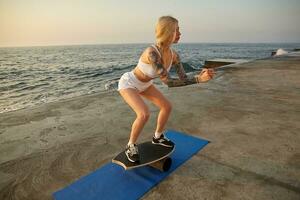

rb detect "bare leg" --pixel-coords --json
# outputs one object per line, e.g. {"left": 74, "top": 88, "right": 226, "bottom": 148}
{"left": 119, "top": 88, "right": 150, "bottom": 144}
{"left": 140, "top": 85, "right": 172, "bottom": 135}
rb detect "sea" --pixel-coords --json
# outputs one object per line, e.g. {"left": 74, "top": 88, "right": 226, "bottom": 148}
{"left": 0, "top": 43, "right": 299, "bottom": 113}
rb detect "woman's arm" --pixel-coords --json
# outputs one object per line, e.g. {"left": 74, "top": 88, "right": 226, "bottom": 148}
{"left": 147, "top": 48, "right": 198, "bottom": 87}
{"left": 147, "top": 49, "right": 192, "bottom": 87}
{"left": 147, "top": 49, "right": 213, "bottom": 87}
{"left": 160, "top": 52, "right": 199, "bottom": 87}
{"left": 160, "top": 70, "right": 198, "bottom": 87}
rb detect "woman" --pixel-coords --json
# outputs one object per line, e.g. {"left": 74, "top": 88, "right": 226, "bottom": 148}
{"left": 118, "top": 16, "right": 215, "bottom": 162}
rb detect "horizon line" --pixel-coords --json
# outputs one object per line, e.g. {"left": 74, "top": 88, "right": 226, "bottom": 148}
{"left": 1, "top": 41, "right": 300, "bottom": 48}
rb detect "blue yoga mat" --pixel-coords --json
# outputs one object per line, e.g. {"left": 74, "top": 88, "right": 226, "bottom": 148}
{"left": 53, "top": 130, "right": 209, "bottom": 200}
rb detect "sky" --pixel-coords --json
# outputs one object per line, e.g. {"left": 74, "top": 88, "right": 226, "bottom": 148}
{"left": 0, "top": 0, "right": 300, "bottom": 47}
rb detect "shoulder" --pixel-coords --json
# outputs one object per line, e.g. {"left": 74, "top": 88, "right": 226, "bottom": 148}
{"left": 140, "top": 46, "right": 160, "bottom": 63}
{"left": 145, "top": 46, "right": 158, "bottom": 56}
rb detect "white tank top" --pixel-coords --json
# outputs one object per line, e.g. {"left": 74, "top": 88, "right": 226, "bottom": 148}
{"left": 137, "top": 44, "right": 173, "bottom": 78}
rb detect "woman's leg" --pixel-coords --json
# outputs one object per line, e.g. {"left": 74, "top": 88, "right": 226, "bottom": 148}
{"left": 119, "top": 88, "right": 150, "bottom": 144}
{"left": 140, "top": 85, "right": 172, "bottom": 135}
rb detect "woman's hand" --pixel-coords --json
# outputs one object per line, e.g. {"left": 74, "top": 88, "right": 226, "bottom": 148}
{"left": 196, "top": 68, "right": 215, "bottom": 83}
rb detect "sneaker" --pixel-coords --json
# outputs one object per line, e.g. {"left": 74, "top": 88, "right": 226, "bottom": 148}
{"left": 125, "top": 144, "right": 139, "bottom": 163}
{"left": 152, "top": 134, "right": 174, "bottom": 148}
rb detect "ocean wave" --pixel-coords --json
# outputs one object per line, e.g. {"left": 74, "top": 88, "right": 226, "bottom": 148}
{"left": 13, "top": 83, "right": 50, "bottom": 92}
{"left": 104, "top": 79, "right": 119, "bottom": 91}
{"left": 0, "top": 82, "right": 27, "bottom": 92}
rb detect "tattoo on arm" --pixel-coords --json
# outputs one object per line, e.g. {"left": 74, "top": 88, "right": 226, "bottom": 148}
{"left": 162, "top": 73, "right": 198, "bottom": 87}
{"left": 148, "top": 51, "right": 166, "bottom": 76}
{"left": 174, "top": 55, "right": 188, "bottom": 80}
{"left": 162, "top": 54, "right": 198, "bottom": 87}
{"left": 148, "top": 50, "right": 198, "bottom": 87}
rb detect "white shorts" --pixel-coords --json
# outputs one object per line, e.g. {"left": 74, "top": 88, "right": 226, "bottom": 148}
{"left": 118, "top": 71, "right": 153, "bottom": 92}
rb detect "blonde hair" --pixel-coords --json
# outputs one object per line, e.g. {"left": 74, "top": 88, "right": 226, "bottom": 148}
{"left": 155, "top": 16, "right": 178, "bottom": 47}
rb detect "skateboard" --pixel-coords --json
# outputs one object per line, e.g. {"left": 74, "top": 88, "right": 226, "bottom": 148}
{"left": 112, "top": 141, "right": 175, "bottom": 172}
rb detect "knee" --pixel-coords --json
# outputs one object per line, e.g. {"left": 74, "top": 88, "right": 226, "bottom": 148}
{"left": 136, "top": 109, "right": 150, "bottom": 122}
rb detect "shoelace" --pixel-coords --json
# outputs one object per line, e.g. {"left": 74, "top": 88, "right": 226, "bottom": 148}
{"left": 158, "top": 135, "right": 170, "bottom": 142}
{"left": 128, "top": 145, "right": 138, "bottom": 156}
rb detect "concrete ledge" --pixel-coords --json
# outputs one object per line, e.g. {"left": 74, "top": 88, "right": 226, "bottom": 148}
{"left": 204, "top": 59, "right": 249, "bottom": 68}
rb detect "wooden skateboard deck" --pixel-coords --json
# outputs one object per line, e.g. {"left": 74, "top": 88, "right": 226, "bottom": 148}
{"left": 112, "top": 141, "right": 175, "bottom": 171}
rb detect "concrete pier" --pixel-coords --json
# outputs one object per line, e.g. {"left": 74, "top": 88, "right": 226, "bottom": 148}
{"left": 0, "top": 53, "right": 299, "bottom": 200}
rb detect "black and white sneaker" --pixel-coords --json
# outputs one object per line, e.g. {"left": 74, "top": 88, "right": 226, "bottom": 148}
{"left": 125, "top": 144, "right": 139, "bottom": 163}
{"left": 152, "top": 134, "right": 174, "bottom": 148}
